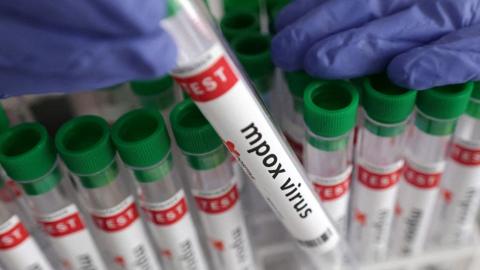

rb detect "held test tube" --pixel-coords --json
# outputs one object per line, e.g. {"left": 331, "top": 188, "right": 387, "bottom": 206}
{"left": 0, "top": 123, "right": 107, "bottom": 270}
{"left": 55, "top": 116, "right": 161, "bottom": 270}
{"left": 162, "top": 0, "right": 347, "bottom": 266}
{"left": 170, "top": 100, "right": 255, "bottom": 270}
{"left": 111, "top": 109, "right": 209, "bottom": 270}
{"left": 349, "top": 75, "right": 416, "bottom": 262}
{"left": 435, "top": 82, "right": 480, "bottom": 246}
{"left": 303, "top": 81, "right": 358, "bottom": 236}
{"left": 0, "top": 180, "right": 53, "bottom": 270}
{"left": 392, "top": 83, "right": 473, "bottom": 257}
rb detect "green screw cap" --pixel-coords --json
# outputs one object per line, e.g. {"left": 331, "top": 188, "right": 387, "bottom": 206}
{"left": 224, "top": 0, "right": 260, "bottom": 14}
{"left": 112, "top": 109, "right": 171, "bottom": 168}
{"left": 304, "top": 81, "right": 359, "bottom": 137}
{"left": 232, "top": 33, "right": 273, "bottom": 93}
{"left": 221, "top": 11, "right": 260, "bottom": 41}
{"left": 0, "top": 123, "right": 57, "bottom": 182}
{"left": 0, "top": 104, "right": 10, "bottom": 133}
{"left": 55, "top": 115, "right": 116, "bottom": 175}
{"left": 285, "top": 71, "right": 316, "bottom": 99}
{"left": 416, "top": 83, "right": 473, "bottom": 120}
{"left": 130, "top": 76, "right": 173, "bottom": 96}
{"left": 170, "top": 100, "right": 222, "bottom": 154}
{"left": 363, "top": 74, "right": 417, "bottom": 124}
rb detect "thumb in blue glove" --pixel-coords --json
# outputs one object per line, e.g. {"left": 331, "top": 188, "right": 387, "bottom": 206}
{"left": 0, "top": 0, "right": 177, "bottom": 97}
{"left": 273, "top": 0, "right": 480, "bottom": 90}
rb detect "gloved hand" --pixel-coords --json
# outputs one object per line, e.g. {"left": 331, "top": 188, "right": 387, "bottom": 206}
{"left": 272, "top": 0, "right": 480, "bottom": 90}
{"left": 0, "top": 0, "right": 176, "bottom": 97}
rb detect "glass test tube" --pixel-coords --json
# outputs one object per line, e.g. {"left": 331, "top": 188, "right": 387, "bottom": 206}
{"left": 0, "top": 123, "right": 107, "bottom": 270}
{"left": 349, "top": 75, "right": 416, "bottom": 263}
{"left": 55, "top": 116, "right": 161, "bottom": 270}
{"left": 392, "top": 83, "right": 473, "bottom": 257}
{"left": 303, "top": 81, "right": 358, "bottom": 237}
{"left": 435, "top": 82, "right": 480, "bottom": 246}
{"left": 162, "top": 0, "right": 348, "bottom": 266}
{"left": 112, "top": 108, "right": 209, "bottom": 270}
{"left": 0, "top": 180, "right": 53, "bottom": 270}
{"left": 170, "top": 100, "right": 255, "bottom": 270}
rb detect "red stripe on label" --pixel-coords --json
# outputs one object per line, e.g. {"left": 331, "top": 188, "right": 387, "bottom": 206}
{"left": 173, "top": 56, "right": 238, "bottom": 102}
{"left": 313, "top": 175, "right": 351, "bottom": 201}
{"left": 450, "top": 143, "right": 480, "bottom": 166}
{"left": 38, "top": 212, "right": 85, "bottom": 237}
{"left": 403, "top": 164, "right": 442, "bottom": 189}
{"left": 194, "top": 185, "right": 239, "bottom": 214}
{"left": 142, "top": 197, "right": 188, "bottom": 226}
{"left": 92, "top": 203, "right": 139, "bottom": 232}
{"left": 0, "top": 221, "right": 29, "bottom": 249}
{"left": 357, "top": 165, "right": 402, "bottom": 190}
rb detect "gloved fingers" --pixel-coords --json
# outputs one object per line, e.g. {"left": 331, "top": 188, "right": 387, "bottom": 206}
{"left": 274, "top": 0, "right": 324, "bottom": 31}
{"left": 271, "top": 0, "right": 415, "bottom": 71}
{"left": 303, "top": 0, "right": 480, "bottom": 79}
{"left": 0, "top": 19, "right": 177, "bottom": 97}
{"left": 388, "top": 24, "right": 480, "bottom": 90}
{"left": 0, "top": 0, "right": 167, "bottom": 36}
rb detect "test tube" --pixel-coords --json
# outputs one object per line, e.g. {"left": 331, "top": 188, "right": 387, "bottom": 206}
{"left": 435, "top": 82, "right": 480, "bottom": 246}
{"left": 0, "top": 180, "right": 53, "bottom": 270}
{"left": 170, "top": 100, "right": 255, "bottom": 270}
{"left": 0, "top": 123, "right": 108, "bottom": 270}
{"left": 111, "top": 108, "right": 209, "bottom": 270}
{"left": 282, "top": 71, "right": 315, "bottom": 161}
{"left": 55, "top": 116, "right": 162, "bottom": 270}
{"left": 220, "top": 11, "right": 260, "bottom": 42}
{"left": 349, "top": 75, "right": 416, "bottom": 262}
{"left": 231, "top": 33, "right": 274, "bottom": 110}
{"left": 392, "top": 83, "right": 473, "bottom": 257}
{"left": 303, "top": 81, "right": 358, "bottom": 236}
{"left": 162, "top": 0, "right": 347, "bottom": 265}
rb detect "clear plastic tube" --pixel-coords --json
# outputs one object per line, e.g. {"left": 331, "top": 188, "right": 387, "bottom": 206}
{"left": 0, "top": 185, "right": 53, "bottom": 270}
{"left": 391, "top": 110, "right": 453, "bottom": 257}
{"left": 130, "top": 153, "right": 210, "bottom": 270}
{"left": 350, "top": 115, "right": 406, "bottom": 263}
{"left": 162, "top": 1, "right": 351, "bottom": 267}
{"left": 434, "top": 98, "right": 480, "bottom": 247}
{"left": 74, "top": 162, "right": 162, "bottom": 270}
{"left": 304, "top": 132, "right": 352, "bottom": 237}
{"left": 23, "top": 165, "right": 108, "bottom": 270}
{"left": 183, "top": 146, "right": 255, "bottom": 270}
{"left": 282, "top": 93, "right": 305, "bottom": 161}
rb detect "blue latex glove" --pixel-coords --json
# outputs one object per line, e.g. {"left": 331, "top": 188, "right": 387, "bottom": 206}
{"left": 0, "top": 0, "right": 176, "bottom": 97}
{"left": 272, "top": 0, "right": 480, "bottom": 89}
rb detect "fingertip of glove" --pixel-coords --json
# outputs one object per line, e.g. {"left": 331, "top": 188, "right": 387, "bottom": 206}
{"left": 388, "top": 52, "right": 440, "bottom": 91}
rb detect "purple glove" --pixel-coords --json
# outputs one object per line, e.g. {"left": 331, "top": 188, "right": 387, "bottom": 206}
{"left": 0, "top": 0, "right": 177, "bottom": 97}
{"left": 272, "top": 0, "right": 480, "bottom": 89}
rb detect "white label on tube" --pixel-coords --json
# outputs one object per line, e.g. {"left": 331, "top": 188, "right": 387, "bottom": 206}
{"left": 392, "top": 160, "right": 444, "bottom": 256}
{"left": 349, "top": 160, "right": 403, "bottom": 261}
{"left": 90, "top": 196, "right": 161, "bottom": 270}
{"left": 141, "top": 190, "right": 208, "bottom": 270}
{"left": 438, "top": 141, "right": 480, "bottom": 244}
{"left": 36, "top": 204, "right": 106, "bottom": 270}
{"left": 172, "top": 45, "right": 339, "bottom": 256}
{"left": 309, "top": 165, "right": 352, "bottom": 236}
{"left": 0, "top": 215, "right": 53, "bottom": 270}
{"left": 192, "top": 182, "right": 254, "bottom": 270}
